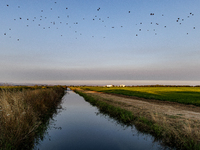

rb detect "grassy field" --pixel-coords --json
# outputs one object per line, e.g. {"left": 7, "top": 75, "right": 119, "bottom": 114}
{"left": 0, "top": 85, "right": 66, "bottom": 150}
{"left": 80, "top": 86, "right": 200, "bottom": 106}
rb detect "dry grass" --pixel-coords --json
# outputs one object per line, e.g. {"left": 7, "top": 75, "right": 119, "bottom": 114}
{"left": 74, "top": 88, "right": 200, "bottom": 149}
{"left": 0, "top": 87, "right": 65, "bottom": 149}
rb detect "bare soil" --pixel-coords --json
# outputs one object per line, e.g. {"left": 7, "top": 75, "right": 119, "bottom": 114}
{"left": 84, "top": 90, "right": 200, "bottom": 121}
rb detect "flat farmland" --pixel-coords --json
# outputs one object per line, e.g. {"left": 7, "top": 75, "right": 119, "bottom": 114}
{"left": 73, "top": 87, "right": 200, "bottom": 149}
{"left": 80, "top": 86, "right": 200, "bottom": 106}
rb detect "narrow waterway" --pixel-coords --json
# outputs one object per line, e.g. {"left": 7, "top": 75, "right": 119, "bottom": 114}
{"left": 35, "top": 90, "right": 173, "bottom": 150}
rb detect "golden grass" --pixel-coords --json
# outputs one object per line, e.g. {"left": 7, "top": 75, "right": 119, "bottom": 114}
{"left": 0, "top": 87, "right": 65, "bottom": 149}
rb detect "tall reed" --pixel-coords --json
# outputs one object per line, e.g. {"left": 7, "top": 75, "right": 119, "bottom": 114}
{"left": 0, "top": 87, "right": 65, "bottom": 149}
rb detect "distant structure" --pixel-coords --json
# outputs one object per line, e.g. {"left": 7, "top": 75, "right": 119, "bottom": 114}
{"left": 120, "top": 84, "right": 126, "bottom": 87}
{"left": 106, "top": 85, "right": 113, "bottom": 87}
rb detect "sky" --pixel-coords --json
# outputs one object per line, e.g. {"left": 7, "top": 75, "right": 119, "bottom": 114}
{"left": 0, "top": 0, "right": 200, "bottom": 85}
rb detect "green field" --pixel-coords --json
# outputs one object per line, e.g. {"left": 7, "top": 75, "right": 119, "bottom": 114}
{"left": 80, "top": 86, "right": 200, "bottom": 106}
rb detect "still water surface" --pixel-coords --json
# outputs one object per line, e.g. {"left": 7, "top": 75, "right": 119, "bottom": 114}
{"left": 35, "top": 90, "right": 172, "bottom": 150}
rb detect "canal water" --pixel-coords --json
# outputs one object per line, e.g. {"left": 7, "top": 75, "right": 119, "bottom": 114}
{"left": 35, "top": 90, "right": 172, "bottom": 150}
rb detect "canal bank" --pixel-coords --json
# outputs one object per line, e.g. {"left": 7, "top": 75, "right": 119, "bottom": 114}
{"left": 35, "top": 90, "right": 172, "bottom": 150}
{"left": 73, "top": 88, "right": 200, "bottom": 150}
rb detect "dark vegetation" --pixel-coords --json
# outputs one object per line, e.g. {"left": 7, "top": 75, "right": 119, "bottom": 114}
{"left": 0, "top": 85, "right": 66, "bottom": 150}
{"left": 74, "top": 90, "right": 133, "bottom": 124}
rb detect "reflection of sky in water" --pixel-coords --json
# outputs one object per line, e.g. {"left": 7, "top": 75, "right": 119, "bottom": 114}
{"left": 35, "top": 91, "right": 173, "bottom": 150}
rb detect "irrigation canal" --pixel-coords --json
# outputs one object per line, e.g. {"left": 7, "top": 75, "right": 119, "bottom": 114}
{"left": 35, "top": 89, "right": 173, "bottom": 150}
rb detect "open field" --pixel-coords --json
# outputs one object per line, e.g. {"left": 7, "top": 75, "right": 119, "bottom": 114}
{"left": 80, "top": 86, "right": 200, "bottom": 106}
{"left": 0, "top": 86, "right": 66, "bottom": 150}
{"left": 72, "top": 87, "right": 200, "bottom": 150}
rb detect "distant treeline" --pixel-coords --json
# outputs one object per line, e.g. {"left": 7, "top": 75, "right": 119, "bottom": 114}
{"left": 0, "top": 85, "right": 67, "bottom": 91}
{"left": 70, "top": 85, "right": 200, "bottom": 87}
{"left": 129, "top": 85, "right": 200, "bottom": 87}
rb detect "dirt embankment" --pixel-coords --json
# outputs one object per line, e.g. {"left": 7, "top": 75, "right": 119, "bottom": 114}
{"left": 75, "top": 88, "right": 200, "bottom": 149}
{"left": 84, "top": 90, "right": 200, "bottom": 121}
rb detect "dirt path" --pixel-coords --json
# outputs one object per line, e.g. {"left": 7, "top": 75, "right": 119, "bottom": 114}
{"left": 84, "top": 90, "right": 200, "bottom": 121}
{"left": 75, "top": 89, "right": 200, "bottom": 148}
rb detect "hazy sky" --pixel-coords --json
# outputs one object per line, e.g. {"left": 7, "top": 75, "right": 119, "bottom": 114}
{"left": 1, "top": 0, "right": 200, "bottom": 85}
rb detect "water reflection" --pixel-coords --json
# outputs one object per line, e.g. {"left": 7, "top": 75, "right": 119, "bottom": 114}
{"left": 34, "top": 91, "right": 174, "bottom": 150}
{"left": 33, "top": 93, "right": 67, "bottom": 149}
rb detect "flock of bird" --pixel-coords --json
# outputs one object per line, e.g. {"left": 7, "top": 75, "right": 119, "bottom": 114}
{"left": 2, "top": 2, "right": 196, "bottom": 41}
